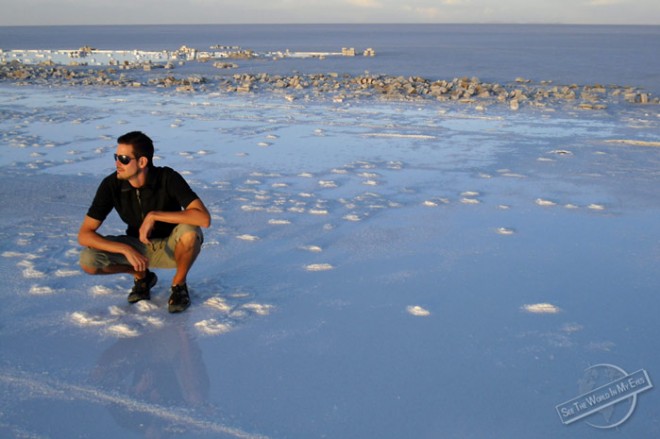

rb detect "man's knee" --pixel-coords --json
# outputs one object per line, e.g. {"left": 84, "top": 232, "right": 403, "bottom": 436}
{"left": 79, "top": 247, "right": 106, "bottom": 274}
{"left": 80, "top": 263, "right": 101, "bottom": 275}
{"left": 176, "top": 230, "right": 202, "bottom": 253}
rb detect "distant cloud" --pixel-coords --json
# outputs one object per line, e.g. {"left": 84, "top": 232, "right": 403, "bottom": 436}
{"left": 344, "top": 0, "right": 382, "bottom": 8}
{"left": 588, "top": 0, "right": 624, "bottom": 5}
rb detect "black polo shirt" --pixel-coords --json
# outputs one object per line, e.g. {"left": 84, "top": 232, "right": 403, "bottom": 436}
{"left": 86, "top": 166, "right": 200, "bottom": 239}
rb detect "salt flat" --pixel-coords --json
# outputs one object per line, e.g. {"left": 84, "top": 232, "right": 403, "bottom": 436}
{"left": 1, "top": 84, "right": 659, "bottom": 438}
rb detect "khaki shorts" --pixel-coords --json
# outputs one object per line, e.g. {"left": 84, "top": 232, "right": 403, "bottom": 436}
{"left": 80, "top": 224, "right": 203, "bottom": 270}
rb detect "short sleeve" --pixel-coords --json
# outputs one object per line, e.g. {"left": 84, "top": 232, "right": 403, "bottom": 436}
{"left": 164, "top": 168, "right": 199, "bottom": 209}
{"left": 86, "top": 176, "right": 115, "bottom": 222}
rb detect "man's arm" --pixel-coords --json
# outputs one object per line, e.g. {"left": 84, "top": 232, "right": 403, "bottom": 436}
{"left": 78, "top": 215, "right": 149, "bottom": 272}
{"left": 138, "top": 198, "right": 211, "bottom": 244}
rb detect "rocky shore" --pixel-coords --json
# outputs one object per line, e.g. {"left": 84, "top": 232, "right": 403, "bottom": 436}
{"left": 0, "top": 60, "right": 656, "bottom": 110}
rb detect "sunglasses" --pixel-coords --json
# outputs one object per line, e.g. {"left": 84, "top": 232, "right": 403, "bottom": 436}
{"left": 114, "top": 154, "right": 137, "bottom": 165}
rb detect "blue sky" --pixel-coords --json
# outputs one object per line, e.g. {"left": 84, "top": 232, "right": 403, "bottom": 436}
{"left": 2, "top": 0, "right": 659, "bottom": 26}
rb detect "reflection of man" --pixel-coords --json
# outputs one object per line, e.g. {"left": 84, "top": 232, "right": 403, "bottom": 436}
{"left": 78, "top": 131, "right": 211, "bottom": 312}
{"left": 91, "top": 322, "right": 211, "bottom": 437}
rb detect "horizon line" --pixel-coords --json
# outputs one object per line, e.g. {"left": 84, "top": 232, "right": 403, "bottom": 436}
{"left": 1, "top": 22, "right": 658, "bottom": 28}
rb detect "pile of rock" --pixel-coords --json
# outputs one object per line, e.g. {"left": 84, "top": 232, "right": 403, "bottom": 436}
{"left": 0, "top": 60, "right": 656, "bottom": 109}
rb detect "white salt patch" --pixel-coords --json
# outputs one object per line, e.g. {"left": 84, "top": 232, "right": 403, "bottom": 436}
{"left": 140, "top": 316, "right": 164, "bottom": 328}
{"left": 257, "top": 142, "right": 271, "bottom": 147}
{"left": 362, "top": 180, "right": 379, "bottom": 186}
{"left": 309, "top": 209, "right": 329, "bottom": 215}
{"left": 535, "top": 198, "right": 557, "bottom": 207}
{"left": 288, "top": 207, "right": 306, "bottom": 213}
{"left": 2, "top": 251, "right": 28, "bottom": 258}
{"left": 549, "top": 149, "right": 573, "bottom": 155}
{"left": 29, "top": 285, "right": 54, "bottom": 295}
{"left": 299, "top": 192, "right": 314, "bottom": 198}
{"left": 460, "top": 198, "right": 480, "bottom": 205}
{"left": 21, "top": 266, "right": 46, "bottom": 279}
{"left": 461, "top": 191, "right": 480, "bottom": 197}
{"left": 70, "top": 311, "right": 110, "bottom": 326}
{"left": 305, "top": 263, "right": 334, "bottom": 272}
{"left": 521, "top": 303, "right": 562, "bottom": 314}
{"left": 587, "top": 204, "right": 605, "bottom": 210}
{"left": 537, "top": 157, "right": 555, "bottom": 162}
{"left": 244, "top": 179, "right": 261, "bottom": 185}
{"left": 266, "top": 134, "right": 279, "bottom": 140}
{"left": 423, "top": 200, "right": 439, "bottom": 207}
{"left": 319, "top": 180, "right": 338, "bottom": 188}
{"left": 498, "top": 205, "right": 511, "bottom": 210}
{"left": 195, "top": 319, "right": 233, "bottom": 336}
{"left": 407, "top": 305, "right": 431, "bottom": 317}
{"left": 91, "top": 285, "right": 114, "bottom": 296}
{"left": 502, "top": 172, "right": 526, "bottom": 178}
{"left": 301, "top": 245, "right": 323, "bottom": 253}
{"left": 343, "top": 214, "right": 361, "bottom": 222}
{"left": 205, "top": 297, "right": 232, "bottom": 313}
{"left": 236, "top": 234, "right": 259, "bottom": 241}
{"left": 106, "top": 324, "right": 140, "bottom": 338}
{"left": 331, "top": 168, "right": 349, "bottom": 174}
{"left": 268, "top": 219, "right": 291, "bottom": 225}
{"left": 272, "top": 183, "right": 289, "bottom": 188}
{"left": 564, "top": 203, "right": 579, "bottom": 209}
{"left": 242, "top": 303, "right": 274, "bottom": 315}
{"left": 55, "top": 269, "right": 80, "bottom": 277}
{"left": 108, "top": 306, "right": 125, "bottom": 316}
{"left": 496, "top": 227, "right": 515, "bottom": 235}
{"left": 135, "top": 301, "right": 158, "bottom": 312}
{"left": 298, "top": 172, "right": 314, "bottom": 178}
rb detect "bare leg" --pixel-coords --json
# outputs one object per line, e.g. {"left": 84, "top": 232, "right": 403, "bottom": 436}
{"left": 171, "top": 231, "right": 201, "bottom": 286}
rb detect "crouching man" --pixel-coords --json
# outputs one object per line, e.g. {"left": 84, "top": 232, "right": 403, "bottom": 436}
{"left": 78, "top": 131, "right": 211, "bottom": 313}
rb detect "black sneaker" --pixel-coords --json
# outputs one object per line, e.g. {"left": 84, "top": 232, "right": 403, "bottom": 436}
{"left": 127, "top": 270, "right": 157, "bottom": 303}
{"left": 168, "top": 283, "right": 191, "bottom": 313}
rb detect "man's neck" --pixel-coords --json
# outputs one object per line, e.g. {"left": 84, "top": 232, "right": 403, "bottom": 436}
{"left": 128, "top": 167, "right": 149, "bottom": 188}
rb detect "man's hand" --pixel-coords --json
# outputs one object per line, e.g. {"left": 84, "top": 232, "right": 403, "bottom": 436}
{"left": 139, "top": 212, "right": 156, "bottom": 244}
{"left": 124, "top": 245, "right": 150, "bottom": 272}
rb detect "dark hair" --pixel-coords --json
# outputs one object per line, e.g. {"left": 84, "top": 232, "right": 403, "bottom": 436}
{"left": 117, "top": 131, "right": 155, "bottom": 168}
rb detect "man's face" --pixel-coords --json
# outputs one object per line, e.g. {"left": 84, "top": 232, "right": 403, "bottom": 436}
{"left": 115, "top": 143, "right": 140, "bottom": 180}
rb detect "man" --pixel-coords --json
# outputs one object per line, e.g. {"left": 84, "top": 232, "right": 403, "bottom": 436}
{"left": 78, "top": 131, "right": 211, "bottom": 313}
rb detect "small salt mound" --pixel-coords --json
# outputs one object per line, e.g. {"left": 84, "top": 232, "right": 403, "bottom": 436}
{"left": 106, "top": 324, "right": 140, "bottom": 338}
{"left": 242, "top": 303, "right": 274, "bottom": 315}
{"left": 268, "top": 219, "right": 291, "bottom": 225}
{"left": 304, "top": 263, "right": 334, "bottom": 272}
{"left": 70, "top": 311, "right": 110, "bottom": 326}
{"left": 236, "top": 234, "right": 259, "bottom": 241}
{"left": 407, "top": 305, "right": 431, "bottom": 317}
{"left": 319, "top": 180, "right": 338, "bottom": 188}
{"left": 195, "top": 319, "right": 233, "bottom": 336}
{"left": 587, "top": 203, "right": 605, "bottom": 210}
{"left": 135, "top": 301, "right": 158, "bottom": 312}
{"left": 521, "top": 303, "right": 561, "bottom": 314}
{"left": 91, "top": 285, "right": 114, "bottom": 296}
{"left": 461, "top": 191, "right": 480, "bottom": 197}
{"left": 496, "top": 227, "right": 515, "bottom": 235}
{"left": 301, "top": 245, "right": 323, "bottom": 253}
{"left": 460, "top": 198, "right": 480, "bottom": 205}
{"left": 29, "top": 285, "right": 54, "bottom": 295}
{"left": 55, "top": 269, "right": 79, "bottom": 277}
{"left": 205, "top": 297, "right": 232, "bottom": 313}
{"left": 535, "top": 198, "right": 557, "bottom": 207}
{"left": 343, "top": 214, "right": 361, "bottom": 222}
